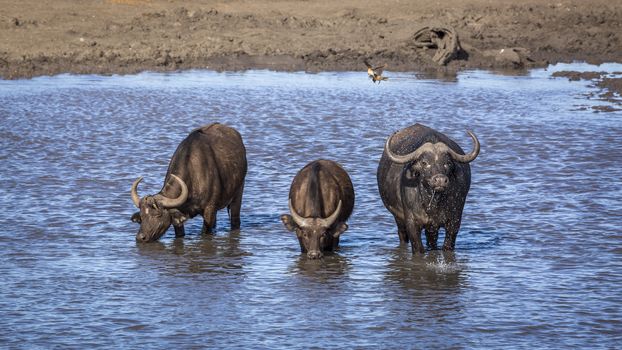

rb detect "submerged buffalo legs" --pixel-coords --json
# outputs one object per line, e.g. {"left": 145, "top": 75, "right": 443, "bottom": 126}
{"left": 425, "top": 226, "right": 439, "bottom": 250}
{"left": 228, "top": 185, "right": 244, "bottom": 230}
{"left": 405, "top": 217, "right": 425, "bottom": 254}
{"left": 174, "top": 225, "right": 185, "bottom": 238}
{"left": 202, "top": 206, "right": 217, "bottom": 234}
{"left": 396, "top": 218, "right": 409, "bottom": 244}
{"left": 442, "top": 221, "right": 461, "bottom": 251}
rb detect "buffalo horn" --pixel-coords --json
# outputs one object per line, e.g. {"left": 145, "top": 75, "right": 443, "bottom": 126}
{"left": 289, "top": 199, "right": 314, "bottom": 228}
{"left": 289, "top": 199, "right": 342, "bottom": 228}
{"left": 447, "top": 130, "right": 480, "bottom": 163}
{"left": 156, "top": 174, "right": 189, "bottom": 209}
{"left": 317, "top": 200, "right": 342, "bottom": 228}
{"left": 130, "top": 176, "right": 143, "bottom": 208}
{"left": 384, "top": 132, "right": 428, "bottom": 164}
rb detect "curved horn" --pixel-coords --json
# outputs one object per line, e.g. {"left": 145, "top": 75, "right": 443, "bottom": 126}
{"left": 317, "top": 200, "right": 342, "bottom": 228}
{"left": 157, "top": 174, "right": 189, "bottom": 209}
{"left": 130, "top": 177, "right": 143, "bottom": 208}
{"left": 289, "top": 199, "right": 313, "bottom": 228}
{"left": 384, "top": 132, "right": 427, "bottom": 164}
{"left": 447, "top": 130, "right": 480, "bottom": 163}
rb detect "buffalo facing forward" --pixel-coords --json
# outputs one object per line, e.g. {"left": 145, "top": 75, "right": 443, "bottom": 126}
{"left": 377, "top": 123, "right": 480, "bottom": 253}
{"left": 281, "top": 160, "right": 355, "bottom": 259}
{"left": 130, "top": 123, "right": 247, "bottom": 242}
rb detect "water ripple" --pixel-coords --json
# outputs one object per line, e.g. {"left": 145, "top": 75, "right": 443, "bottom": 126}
{"left": 1, "top": 67, "right": 621, "bottom": 348}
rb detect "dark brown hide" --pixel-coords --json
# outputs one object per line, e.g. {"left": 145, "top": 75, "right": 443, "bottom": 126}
{"left": 377, "top": 123, "right": 479, "bottom": 253}
{"left": 131, "top": 123, "right": 247, "bottom": 242}
{"left": 281, "top": 160, "right": 355, "bottom": 259}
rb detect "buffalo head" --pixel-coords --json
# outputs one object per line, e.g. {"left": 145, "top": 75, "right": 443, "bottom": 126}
{"left": 281, "top": 200, "right": 346, "bottom": 259}
{"left": 130, "top": 174, "right": 188, "bottom": 242}
{"left": 385, "top": 130, "right": 480, "bottom": 193}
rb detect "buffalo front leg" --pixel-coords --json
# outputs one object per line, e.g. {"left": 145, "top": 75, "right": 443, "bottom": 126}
{"left": 174, "top": 224, "right": 185, "bottom": 238}
{"left": 202, "top": 206, "right": 217, "bottom": 234}
{"left": 395, "top": 217, "right": 409, "bottom": 244}
{"left": 425, "top": 226, "right": 439, "bottom": 250}
{"left": 443, "top": 221, "right": 461, "bottom": 251}
{"left": 170, "top": 209, "right": 188, "bottom": 238}
{"left": 330, "top": 236, "right": 340, "bottom": 251}
{"left": 228, "top": 186, "right": 244, "bottom": 230}
{"left": 405, "top": 219, "right": 425, "bottom": 254}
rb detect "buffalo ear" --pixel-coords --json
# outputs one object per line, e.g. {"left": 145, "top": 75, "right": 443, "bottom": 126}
{"left": 280, "top": 214, "right": 296, "bottom": 232}
{"left": 131, "top": 212, "right": 141, "bottom": 223}
{"left": 169, "top": 209, "right": 188, "bottom": 226}
{"left": 332, "top": 222, "right": 348, "bottom": 238}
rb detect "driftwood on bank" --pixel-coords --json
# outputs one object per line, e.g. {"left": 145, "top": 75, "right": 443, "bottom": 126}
{"left": 413, "top": 25, "right": 462, "bottom": 65}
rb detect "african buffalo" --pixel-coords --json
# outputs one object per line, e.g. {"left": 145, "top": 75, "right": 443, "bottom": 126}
{"left": 377, "top": 123, "right": 480, "bottom": 253}
{"left": 130, "top": 123, "right": 247, "bottom": 242}
{"left": 281, "top": 160, "right": 355, "bottom": 259}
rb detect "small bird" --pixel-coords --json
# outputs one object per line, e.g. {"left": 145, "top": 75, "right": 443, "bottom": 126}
{"left": 364, "top": 59, "right": 388, "bottom": 84}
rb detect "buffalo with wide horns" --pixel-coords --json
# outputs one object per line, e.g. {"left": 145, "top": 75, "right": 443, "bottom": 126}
{"left": 377, "top": 123, "right": 480, "bottom": 253}
{"left": 130, "top": 123, "right": 247, "bottom": 242}
{"left": 281, "top": 160, "right": 355, "bottom": 259}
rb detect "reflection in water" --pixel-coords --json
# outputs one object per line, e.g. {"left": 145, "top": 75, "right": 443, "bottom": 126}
{"left": 290, "top": 252, "right": 351, "bottom": 280}
{"left": 385, "top": 248, "right": 465, "bottom": 321}
{"left": 386, "top": 248, "right": 463, "bottom": 292}
{"left": 136, "top": 231, "right": 248, "bottom": 275}
{"left": 1, "top": 67, "right": 621, "bottom": 348}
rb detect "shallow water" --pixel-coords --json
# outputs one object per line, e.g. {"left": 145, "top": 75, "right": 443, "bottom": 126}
{"left": 1, "top": 64, "right": 621, "bottom": 348}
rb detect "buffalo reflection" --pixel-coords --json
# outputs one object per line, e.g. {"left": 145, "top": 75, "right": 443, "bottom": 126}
{"left": 385, "top": 247, "right": 467, "bottom": 320}
{"left": 135, "top": 230, "right": 249, "bottom": 275}
{"left": 385, "top": 247, "right": 465, "bottom": 290}
{"left": 290, "top": 252, "right": 351, "bottom": 281}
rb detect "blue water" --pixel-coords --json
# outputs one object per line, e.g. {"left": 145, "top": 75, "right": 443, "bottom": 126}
{"left": 0, "top": 64, "right": 621, "bottom": 348}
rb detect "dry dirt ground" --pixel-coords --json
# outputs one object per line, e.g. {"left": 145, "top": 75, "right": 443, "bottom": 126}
{"left": 1, "top": 0, "right": 621, "bottom": 79}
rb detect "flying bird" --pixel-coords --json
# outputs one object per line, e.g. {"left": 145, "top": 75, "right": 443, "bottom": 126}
{"left": 364, "top": 59, "right": 388, "bottom": 84}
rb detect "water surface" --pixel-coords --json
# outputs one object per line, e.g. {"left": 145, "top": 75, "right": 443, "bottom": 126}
{"left": 1, "top": 65, "right": 621, "bottom": 348}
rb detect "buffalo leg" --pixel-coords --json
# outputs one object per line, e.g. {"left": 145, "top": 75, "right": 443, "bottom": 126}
{"left": 395, "top": 218, "right": 409, "bottom": 244}
{"left": 332, "top": 236, "right": 340, "bottom": 251}
{"left": 425, "top": 226, "right": 439, "bottom": 250}
{"left": 443, "top": 221, "right": 461, "bottom": 251}
{"left": 202, "top": 206, "right": 217, "bottom": 234}
{"left": 228, "top": 185, "right": 244, "bottom": 230}
{"left": 174, "top": 224, "right": 185, "bottom": 238}
{"left": 405, "top": 220, "right": 425, "bottom": 254}
{"left": 326, "top": 233, "right": 339, "bottom": 251}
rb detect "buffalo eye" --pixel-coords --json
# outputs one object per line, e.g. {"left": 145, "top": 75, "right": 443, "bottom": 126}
{"left": 420, "top": 160, "right": 430, "bottom": 168}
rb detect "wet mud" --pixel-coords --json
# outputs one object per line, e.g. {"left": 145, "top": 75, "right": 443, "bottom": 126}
{"left": 1, "top": 0, "right": 621, "bottom": 79}
{"left": 553, "top": 70, "right": 622, "bottom": 111}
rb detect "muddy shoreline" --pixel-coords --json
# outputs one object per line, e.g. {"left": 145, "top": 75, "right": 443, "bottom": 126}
{"left": 1, "top": 0, "right": 621, "bottom": 80}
